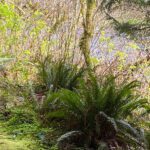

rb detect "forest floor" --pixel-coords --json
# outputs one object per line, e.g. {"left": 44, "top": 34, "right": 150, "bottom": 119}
{"left": 0, "top": 121, "right": 43, "bottom": 150}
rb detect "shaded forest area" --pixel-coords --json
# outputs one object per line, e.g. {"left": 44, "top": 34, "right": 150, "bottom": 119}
{"left": 0, "top": 0, "right": 150, "bottom": 150}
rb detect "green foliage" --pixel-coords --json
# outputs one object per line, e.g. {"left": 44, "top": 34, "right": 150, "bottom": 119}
{"left": 115, "top": 20, "right": 149, "bottom": 35}
{"left": 0, "top": 3, "right": 21, "bottom": 31}
{"left": 0, "top": 104, "right": 54, "bottom": 149}
{"left": 37, "top": 56, "right": 86, "bottom": 92}
{"left": 0, "top": 0, "right": 149, "bottom": 149}
{"left": 43, "top": 73, "right": 148, "bottom": 148}
{"left": 7, "top": 107, "right": 35, "bottom": 126}
{"left": 100, "top": 0, "right": 150, "bottom": 37}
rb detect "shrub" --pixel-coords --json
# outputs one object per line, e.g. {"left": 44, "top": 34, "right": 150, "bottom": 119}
{"left": 43, "top": 73, "right": 148, "bottom": 149}
{"left": 37, "top": 55, "right": 86, "bottom": 92}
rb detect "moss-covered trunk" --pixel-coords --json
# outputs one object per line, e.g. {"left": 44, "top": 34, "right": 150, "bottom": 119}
{"left": 80, "top": 0, "right": 96, "bottom": 68}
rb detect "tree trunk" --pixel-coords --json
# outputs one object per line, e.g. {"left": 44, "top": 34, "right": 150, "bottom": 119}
{"left": 79, "top": 0, "right": 96, "bottom": 68}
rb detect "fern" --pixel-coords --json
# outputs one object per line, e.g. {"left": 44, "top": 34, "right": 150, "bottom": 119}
{"left": 43, "top": 73, "right": 148, "bottom": 148}
{"left": 37, "top": 56, "right": 85, "bottom": 92}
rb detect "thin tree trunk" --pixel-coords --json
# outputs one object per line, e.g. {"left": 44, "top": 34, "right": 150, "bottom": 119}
{"left": 79, "top": 0, "right": 96, "bottom": 68}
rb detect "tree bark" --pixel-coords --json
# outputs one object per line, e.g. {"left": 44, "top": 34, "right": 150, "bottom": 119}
{"left": 79, "top": 0, "right": 96, "bottom": 68}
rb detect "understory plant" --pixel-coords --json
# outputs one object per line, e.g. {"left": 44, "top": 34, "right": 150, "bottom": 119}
{"left": 42, "top": 73, "right": 149, "bottom": 149}
{"left": 37, "top": 55, "right": 85, "bottom": 92}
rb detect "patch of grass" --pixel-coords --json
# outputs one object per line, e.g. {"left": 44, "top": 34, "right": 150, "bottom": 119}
{"left": 0, "top": 103, "right": 60, "bottom": 149}
{"left": 0, "top": 121, "right": 44, "bottom": 150}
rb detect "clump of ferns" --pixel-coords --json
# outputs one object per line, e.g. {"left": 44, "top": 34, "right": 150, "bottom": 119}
{"left": 43, "top": 73, "right": 149, "bottom": 149}
{"left": 36, "top": 55, "right": 86, "bottom": 92}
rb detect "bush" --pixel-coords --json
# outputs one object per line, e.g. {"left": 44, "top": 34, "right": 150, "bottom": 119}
{"left": 37, "top": 55, "right": 86, "bottom": 92}
{"left": 42, "top": 73, "right": 148, "bottom": 149}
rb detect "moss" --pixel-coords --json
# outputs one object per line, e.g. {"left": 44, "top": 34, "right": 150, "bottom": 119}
{"left": 0, "top": 122, "right": 44, "bottom": 150}
{"left": 79, "top": 0, "right": 96, "bottom": 68}
{"left": 0, "top": 135, "right": 42, "bottom": 150}
{"left": 0, "top": 133, "right": 43, "bottom": 150}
